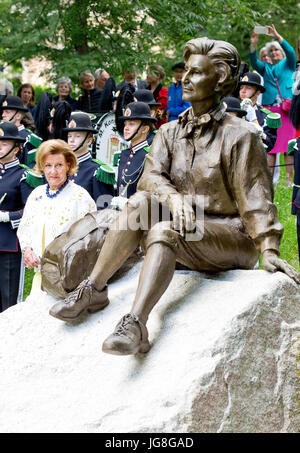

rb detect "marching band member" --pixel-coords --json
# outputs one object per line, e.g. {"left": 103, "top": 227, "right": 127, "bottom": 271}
{"left": 1, "top": 96, "right": 42, "bottom": 167}
{"left": 112, "top": 102, "right": 157, "bottom": 210}
{"left": 239, "top": 72, "right": 280, "bottom": 154}
{"left": 0, "top": 121, "right": 37, "bottom": 311}
{"left": 65, "top": 112, "right": 115, "bottom": 208}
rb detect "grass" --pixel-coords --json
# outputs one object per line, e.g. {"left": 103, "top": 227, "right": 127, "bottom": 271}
{"left": 22, "top": 155, "right": 299, "bottom": 299}
{"left": 24, "top": 268, "right": 35, "bottom": 300}
{"left": 273, "top": 153, "right": 299, "bottom": 271}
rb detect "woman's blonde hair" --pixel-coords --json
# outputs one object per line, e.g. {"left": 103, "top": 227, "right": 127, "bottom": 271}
{"left": 265, "top": 41, "right": 286, "bottom": 59}
{"left": 35, "top": 139, "right": 78, "bottom": 176}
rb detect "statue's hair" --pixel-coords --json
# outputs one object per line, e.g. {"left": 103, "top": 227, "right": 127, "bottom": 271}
{"left": 183, "top": 37, "right": 241, "bottom": 97}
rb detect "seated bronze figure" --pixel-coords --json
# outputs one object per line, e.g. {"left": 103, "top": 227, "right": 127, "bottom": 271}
{"left": 49, "top": 37, "right": 300, "bottom": 355}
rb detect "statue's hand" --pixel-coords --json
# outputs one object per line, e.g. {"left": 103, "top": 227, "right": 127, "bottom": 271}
{"left": 168, "top": 193, "right": 195, "bottom": 237}
{"left": 262, "top": 250, "right": 300, "bottom": 284}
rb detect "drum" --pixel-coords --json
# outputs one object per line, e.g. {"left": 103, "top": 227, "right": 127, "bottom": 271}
{"left": 94, "top": 112, "right": 128, "bottom": 166}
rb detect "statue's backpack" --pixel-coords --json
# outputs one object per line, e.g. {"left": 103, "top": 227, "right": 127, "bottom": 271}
{"left": 41, "top": 209, "right": 119, "bottom": 299}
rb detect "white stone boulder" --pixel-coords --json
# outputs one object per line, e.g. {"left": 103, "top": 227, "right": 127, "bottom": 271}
{"left": 0, "top": 263, "right": 299, "bottom": 433}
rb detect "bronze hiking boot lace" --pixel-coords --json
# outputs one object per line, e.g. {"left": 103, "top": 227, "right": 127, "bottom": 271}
{"left": 102, "top": 313, "right": 150, "bottom": 355}
{"left": 114, "top": 313, "right": 139, "bottom": 336}
{"left": 64, "top": 278, "right": 94, "bottom": 305}
{"left": 49, "top": 278, "right": 109, "bottom": 321}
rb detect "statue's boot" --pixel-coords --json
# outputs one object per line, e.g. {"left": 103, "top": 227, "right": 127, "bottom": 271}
{"left": 49, "top": 278, "right": 109, "bottom": 321}
{"left": 102, "top": 313, "right": 150, "bottom": 355}
{"left": 102, "top": 223, "right": 178, "bottom": 355}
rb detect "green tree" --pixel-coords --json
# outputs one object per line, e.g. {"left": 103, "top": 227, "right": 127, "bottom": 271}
{"left": 0, "top": 0, "right": 298, "bottom": 85}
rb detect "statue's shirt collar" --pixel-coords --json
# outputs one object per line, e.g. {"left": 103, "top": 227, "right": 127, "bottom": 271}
{"left": 178, "top": 103, "right": 226, "bottom": 138}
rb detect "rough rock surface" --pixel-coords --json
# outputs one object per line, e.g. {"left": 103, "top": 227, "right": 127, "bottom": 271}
{"left": 0, "top": 263, "right": 299, "bottom": 433}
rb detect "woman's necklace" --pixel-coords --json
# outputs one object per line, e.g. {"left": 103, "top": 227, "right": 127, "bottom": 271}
{"left": 46, "top": 175, "right": 70, "bottom": 199}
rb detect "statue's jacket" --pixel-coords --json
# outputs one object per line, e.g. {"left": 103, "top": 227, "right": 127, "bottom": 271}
{"left": 137, "top": 104, "right": 283, "bottom": 255}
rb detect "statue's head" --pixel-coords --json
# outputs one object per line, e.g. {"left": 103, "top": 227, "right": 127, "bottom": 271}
{"left": 182, "top": 37, "right": 241, "bottom": 102}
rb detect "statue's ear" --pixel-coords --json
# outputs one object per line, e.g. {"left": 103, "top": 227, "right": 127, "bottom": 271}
{"left": 214, "top": 62, "right": 231, "bottom": 94}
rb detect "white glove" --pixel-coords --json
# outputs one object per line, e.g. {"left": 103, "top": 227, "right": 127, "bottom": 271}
{"left": 0, "top": 211, "right": 10, "bottom": 222}
{"left": 240, "top": 98, "right": 257, "bottom": 123}
{"left": 240, "top": 98, "right": 253, "bottom": 110}
{"left": 111, "top": 196, "right": 128, "bottom": 211}
{"left": 245, "top": 106, "right": 257, "bottom": 122}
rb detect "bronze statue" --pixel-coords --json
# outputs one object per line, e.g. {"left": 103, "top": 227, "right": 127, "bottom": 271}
{"left": 49, "top": 37, "right": 300, "bottom": 355}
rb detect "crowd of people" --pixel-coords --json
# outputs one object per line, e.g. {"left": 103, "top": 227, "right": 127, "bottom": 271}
{"left": 0, "top": 25, "right": 299, "bottom": 326}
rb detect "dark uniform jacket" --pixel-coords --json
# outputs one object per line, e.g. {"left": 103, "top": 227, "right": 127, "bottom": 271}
{"left": 53, "top": 95, "right": 77, "bottom": 111}
{"left": 18, "top": 125, "right": 37, "bottom": 167}
{"left": 291, "top": 137, "right": 300, "bottom": 216}
{"left": 255, "top": 106, "right": 277, "bottom": 153}
{"left": 146, "top": 130, "right": 157, "bottom": 146}
{"left": 0, "top": 159, "right": 33, "bottom": 252}
{"left": 77, "top": 88, "right": 102, "bottom": 114}
{"left": 117, "top": 139, "right": 150, "bottom": 199}
{"left": 72, "top": 151, "right": 114, "bottom": 209}
{"left": 116, "top": 79, "right": 148, "bottom": 92}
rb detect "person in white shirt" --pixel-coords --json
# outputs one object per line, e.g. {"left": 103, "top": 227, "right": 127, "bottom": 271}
{"left": 17, "top": 139, "right": 96, "bottom": 272}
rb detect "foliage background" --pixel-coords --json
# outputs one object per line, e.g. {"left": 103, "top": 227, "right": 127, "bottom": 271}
{"left": 0, "top": 0, "right": 299, "bottom": 88}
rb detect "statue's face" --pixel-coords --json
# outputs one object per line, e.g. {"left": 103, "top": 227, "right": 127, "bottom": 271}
{"left": 182, "top": 54, "right": 218, "bottom": 103}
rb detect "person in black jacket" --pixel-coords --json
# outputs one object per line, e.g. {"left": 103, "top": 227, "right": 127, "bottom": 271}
{"left": 115, "top": 102, "right": 157, "bottom": 200}
{"left": 64, "top": 111, "right": 115, "bottom": 207}
{"left": 238, "top": 72, "right": 280, "bottom": 157}
{"left": 1, "top": 96, "right": 41, "bottom": 167}
{"left": 0, "top": 121, "right": 37, "bottom": 311}
{"left": 77, "top": 71, "right": 102, "bottom": 114}
{"left": 95, "top": 68, "right": 110, "bottom": 90}
{"left": 288, "top": 76, "right": 300, "bottom": 262}
{"left": 53, "top": 77, "right": 77, "bottom": 111}
{"left": 116, "top": 67, "right": 148, "bottom": 91}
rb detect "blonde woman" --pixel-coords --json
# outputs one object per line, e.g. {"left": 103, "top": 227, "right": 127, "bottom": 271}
{"left": 249, "top": 24, "right": 296, "bottom": 184}
{"left": 18, "top": 139, "right": 96, "bottom": 276}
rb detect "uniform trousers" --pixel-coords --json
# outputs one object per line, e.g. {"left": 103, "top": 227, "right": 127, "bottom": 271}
{"left": 0, "top": 251, "right": 22, "bottom": 312}
{"left": 297, "top": 218, "right": 300, "bottom": 265}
